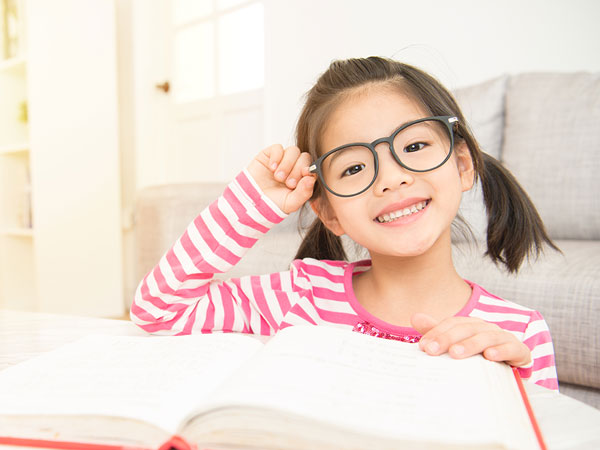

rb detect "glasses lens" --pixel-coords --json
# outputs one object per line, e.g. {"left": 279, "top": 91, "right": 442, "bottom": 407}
{"left": 392, "top": 119, "right": 452, "bottom": 171}
{"left": 321, "top": 145, "right": 375, "bottom": 196}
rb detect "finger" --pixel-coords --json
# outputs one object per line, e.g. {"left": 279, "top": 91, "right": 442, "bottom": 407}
{"left": 263, "top": 144, "right": 284, "bottom": 172}
{"left": 285, "top": 152, "right": 312, "bottom": 189}
{"left": 416, "top": 316, "right": 485, "bottom": 351}
{"left": 421, "top": 321, "right": 495, "bottom": 356}
{"left": 273, "top": 146, "right": 301, "bottom": 182}
{"left": 411, "top": 313, "right": 439, "bottom": 340}
{"left": 443, "top": 329, "right": 510, "bottom": 359}
{"left": 282, "top": 175, "right": 315, "bottom": 213}
{"left": 483, "top": 342, "right": 531, "bottom": 367}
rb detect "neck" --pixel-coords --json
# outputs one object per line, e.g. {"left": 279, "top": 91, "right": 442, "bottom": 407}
{"left": 354, "top": 230, "right": 472, "bottom": 326}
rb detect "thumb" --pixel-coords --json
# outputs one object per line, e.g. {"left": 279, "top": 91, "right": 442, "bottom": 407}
{"left": 410, "top": 312, "right": 439, "bottom": 336}
{"left": 281, "top": 175, "right": 315, "bottom": 214}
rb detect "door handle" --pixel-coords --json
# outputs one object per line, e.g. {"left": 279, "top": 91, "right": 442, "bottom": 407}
{"left": 155, "top": 81, "right": 170, "bottom": 93}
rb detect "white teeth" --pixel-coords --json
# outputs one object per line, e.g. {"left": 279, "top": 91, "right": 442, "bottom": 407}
{"left": 376, "top": 201, "right": 428, "bottom": 223}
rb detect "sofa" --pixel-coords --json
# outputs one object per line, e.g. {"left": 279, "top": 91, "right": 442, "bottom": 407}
{"left": 132, "top": 72, "right": 600, "bottom": 409}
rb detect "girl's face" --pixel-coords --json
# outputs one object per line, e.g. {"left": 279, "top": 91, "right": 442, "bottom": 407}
{"left": 314, "top": 85, "right": 474, "bottom": 260}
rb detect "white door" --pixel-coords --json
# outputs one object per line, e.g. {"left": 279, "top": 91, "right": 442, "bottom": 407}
{"left": 132, "top": 0, "right": 265, "bottom": 188}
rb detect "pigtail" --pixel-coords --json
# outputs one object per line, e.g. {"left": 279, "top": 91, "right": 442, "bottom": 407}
{"left": 294, "top": 217, "right": 347, "bottom": 261}
{"left": 480, "top": 153, "right": 559, "bottom": 273}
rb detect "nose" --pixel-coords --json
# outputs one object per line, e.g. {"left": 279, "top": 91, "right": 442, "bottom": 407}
{"left": 372, "top": 143, "right": 415, "bottom": 195}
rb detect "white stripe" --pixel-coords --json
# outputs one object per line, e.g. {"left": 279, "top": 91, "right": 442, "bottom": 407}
{"left": 529, "top": 366, "right": 557, "bottom": 384}
{"left": 186, "top": 217, "right": 234, "bottom": 273}
{"left": 238, "top": 276, "right": 265, "bottom": 333}
{"left": 531, "top": 341, "right": 555, "bottom": 359}
{"left": 202, "top": 206, "right": 246, "bottom": 258}
{"left": 190, "top": 297, "right": 211, "bottom": 332}
{"left": 241, "top": 168, "right": 287, "bottom": 219}
{"left": 171, "top": 240, "right": 211, "bottom": 285}
{"left": 260, "top": 274, "right": 284, "bottom": 324}
{"left": 468, "top": 308, "right": 530, "bottom": 325}
{"left": 208, "top": 283, "right": 226, "bottom": 331}
{"left": 313, "top": 296, "right": 355, "bottom": 314}
{"left": 230, "top": 180, "right": 278, "bottom": 228}
{"left": 219, "top": 196, "right": 265, "bottom": 240}
{"left": 309, "top": 273, "right": 346, "bottom": 293}
{"left": 523, "top": 319, "right": 550, "bottom": 339}
{"left": 478, "top": 295, "right": 534, "bottom": 312}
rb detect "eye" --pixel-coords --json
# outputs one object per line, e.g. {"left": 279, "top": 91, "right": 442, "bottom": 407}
{"left": 342, "top": 164, "right": 365, "bottom": 177}
{"left": 404, "top": 142, "right": 426, "bottom": 153}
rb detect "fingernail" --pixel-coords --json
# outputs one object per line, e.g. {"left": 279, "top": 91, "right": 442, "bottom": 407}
{"left": 419, "top": 338, "right": 429, "bottom": 349}
{"left": 271, "top": 163, "right": 278, "bottom": 170}
{"left": 287, "top": 178, "right": 297, "bottom": 187}
{"left": 426, "top": 341, "right": 439, "bottom": 353}
{"left": 451, "top": 345, "right": 464, "bottom": 356}
{"left": 275, "top": 171, "right": 285, "bottom": 180}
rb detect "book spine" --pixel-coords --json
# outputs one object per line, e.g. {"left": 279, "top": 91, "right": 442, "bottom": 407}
{"left": 0, "top": 435, "right": 150, "bottom": 450}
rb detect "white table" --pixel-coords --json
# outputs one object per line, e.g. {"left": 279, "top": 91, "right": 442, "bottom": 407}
{"left": 0, "top": 309, "right": 599, "bottom": 449}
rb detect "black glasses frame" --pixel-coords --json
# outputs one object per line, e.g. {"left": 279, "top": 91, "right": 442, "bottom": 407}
{"left": 308, "top": 115, "right": 459, "bottom": 198}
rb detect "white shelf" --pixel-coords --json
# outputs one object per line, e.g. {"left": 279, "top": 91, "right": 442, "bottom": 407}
{"left": 0, "top": 228, "right": 34, "bottom": 238}
{"left": 0, "top": 142, "right": 29, "bottom": 155}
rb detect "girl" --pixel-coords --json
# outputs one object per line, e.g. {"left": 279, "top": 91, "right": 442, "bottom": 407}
{"left": 131, "top": 57, "right": 558, "bottom": 390}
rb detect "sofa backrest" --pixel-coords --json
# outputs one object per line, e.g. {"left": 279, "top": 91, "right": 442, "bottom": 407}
{"left": 455, "top": 72, "right": 600, "bottom": 242}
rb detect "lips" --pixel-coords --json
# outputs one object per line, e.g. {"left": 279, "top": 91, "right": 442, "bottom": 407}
{"left": 375, "top": 200, "right": 430, "bottom": 223}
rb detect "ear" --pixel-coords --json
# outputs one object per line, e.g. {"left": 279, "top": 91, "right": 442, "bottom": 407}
{"left": 455, "top": 142, "right": 475, "bottom": 192}
{"left": 310, "top": 198, "right": 345, "bottom": 236}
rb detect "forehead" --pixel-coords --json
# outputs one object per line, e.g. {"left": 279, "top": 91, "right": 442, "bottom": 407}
{"left": 321, "top": 85, "right": 429, "bottom": 152}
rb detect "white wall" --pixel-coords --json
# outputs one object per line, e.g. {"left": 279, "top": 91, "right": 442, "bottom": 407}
{"left": 264, "top": 0, "right": 600, "bottom": 146}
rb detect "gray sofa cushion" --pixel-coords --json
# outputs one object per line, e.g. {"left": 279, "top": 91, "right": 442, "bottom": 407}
{"left": 502, "top": 73, "right": 600, "bottom": 240}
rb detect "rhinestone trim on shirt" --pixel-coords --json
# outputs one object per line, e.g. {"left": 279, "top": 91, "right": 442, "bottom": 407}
{"left": 353, "top": 321, "right": 421, "bottom": 343}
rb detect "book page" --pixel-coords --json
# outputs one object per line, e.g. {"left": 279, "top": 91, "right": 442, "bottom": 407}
{"left": 202, "top": 326, "right": 537, "bottom": 448}
{"left": 0, "top": 333, "right": 263, "bottom": 434}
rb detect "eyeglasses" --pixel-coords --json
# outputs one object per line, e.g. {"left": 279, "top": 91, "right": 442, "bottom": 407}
{"left": 309, "top": 116, "right": 459, "bottom": 197}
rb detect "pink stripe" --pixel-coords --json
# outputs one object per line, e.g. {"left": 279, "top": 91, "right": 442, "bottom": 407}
{"left": 141, "top": 272, "right": 193, "bottom": 313}
{"left": 223, "top": 187, "right": 269, "bottom": 233}
{"left": 533, "top": 354, "right": 555, "bottom": 372}
{"left": 180, "top": 232, "right": 222, "bottom": 273}
{"left": 193, "top": 214, "right": 241, "bottom": 266}
{"left": 209, "top": 202, "right": 258, "bottom": 248}
{"left": 270, "top": 273, "right": 292, "bottom": 314}
{"left": 476, "top": 302, "right": 533, "bottom": 317}
{"left": 219, "top": 284, "right": 235, "bottom": 332}
{"left": 487, "top": 320, "right": 528, "bottom": 332}
{"left": 313, "top": 286, "right": 348, "bottom": 301}
{"left": 150, "top": 265, "right": 210, "bottom": 303}
{"left": 524, "top": 330, "right": 552, "bottom": 349}
{"left": 137, "top": 308, "right": 187, "bottom": 333}
{"left": 202, "top": 299, "right": 215, "bottom": 332}
{"left": 288, "top": 305, "right": 318, "bottom": 325}
{"left": 165, "top": 244, "right": 214, "bottom": 282}
{"left": 251, "top": 276, "right": 278, "bottom": 330}
{"left": 536, "top": 378, "right": 559, "bottom": 390}
{"left": 259, "top": 316, "right": 271, "bottom": 336}
{"left": 300, "top": 263, "right": 345, "bottom": 282}
{"left": 232, "top": 280, "right": 254, "bottom": 332}
{"left": 235, "top": 171, "right": 284, "bottom": 224}
{"left": 315, "top": 308, "right": 358, "bottom": 325}
{"left": 517, "top": 365, "right": 533, "bottom": 379}
{"left": 178, "top": 303, "right": 199, "bottom": 335}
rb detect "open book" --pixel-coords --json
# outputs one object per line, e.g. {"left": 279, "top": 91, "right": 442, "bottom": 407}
{"left": 0, "top": 325, "right": 544, "bottom": 450}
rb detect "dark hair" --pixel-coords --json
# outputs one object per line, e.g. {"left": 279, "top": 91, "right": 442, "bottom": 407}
{"left": 293, "top": 56, "right": 558, "bottom": 273}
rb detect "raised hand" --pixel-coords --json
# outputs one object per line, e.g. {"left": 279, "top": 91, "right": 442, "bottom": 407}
{"left": 247, "top": 144, "right": 316, "bottom": 214}
{"left": 411, "top": 313, "right": 531, "bottom": 367}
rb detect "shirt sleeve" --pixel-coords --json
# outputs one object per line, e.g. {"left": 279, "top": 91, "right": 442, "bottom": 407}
{"left": 130, "top": 169, "right": 296, "bottom": 336}
{"left": 516, "top": 311, "right": 559, "bottom": 391}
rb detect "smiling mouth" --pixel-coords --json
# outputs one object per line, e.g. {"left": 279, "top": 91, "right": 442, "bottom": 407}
{"left": 375, "top": 200, "right": 430, "bottom": 223}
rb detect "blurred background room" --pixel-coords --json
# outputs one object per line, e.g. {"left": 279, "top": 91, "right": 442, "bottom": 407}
{"left": 0, "top": 0, "right": 599, "bottom": 318}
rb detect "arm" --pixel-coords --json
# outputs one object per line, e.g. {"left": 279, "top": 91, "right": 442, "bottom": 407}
{"left": 130, "top": 146, "right": 315, "bottom": 336}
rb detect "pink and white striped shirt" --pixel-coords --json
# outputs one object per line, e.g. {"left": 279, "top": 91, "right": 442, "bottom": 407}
{"left": 131, "top": 169, "right": 559, "bottom": 391}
